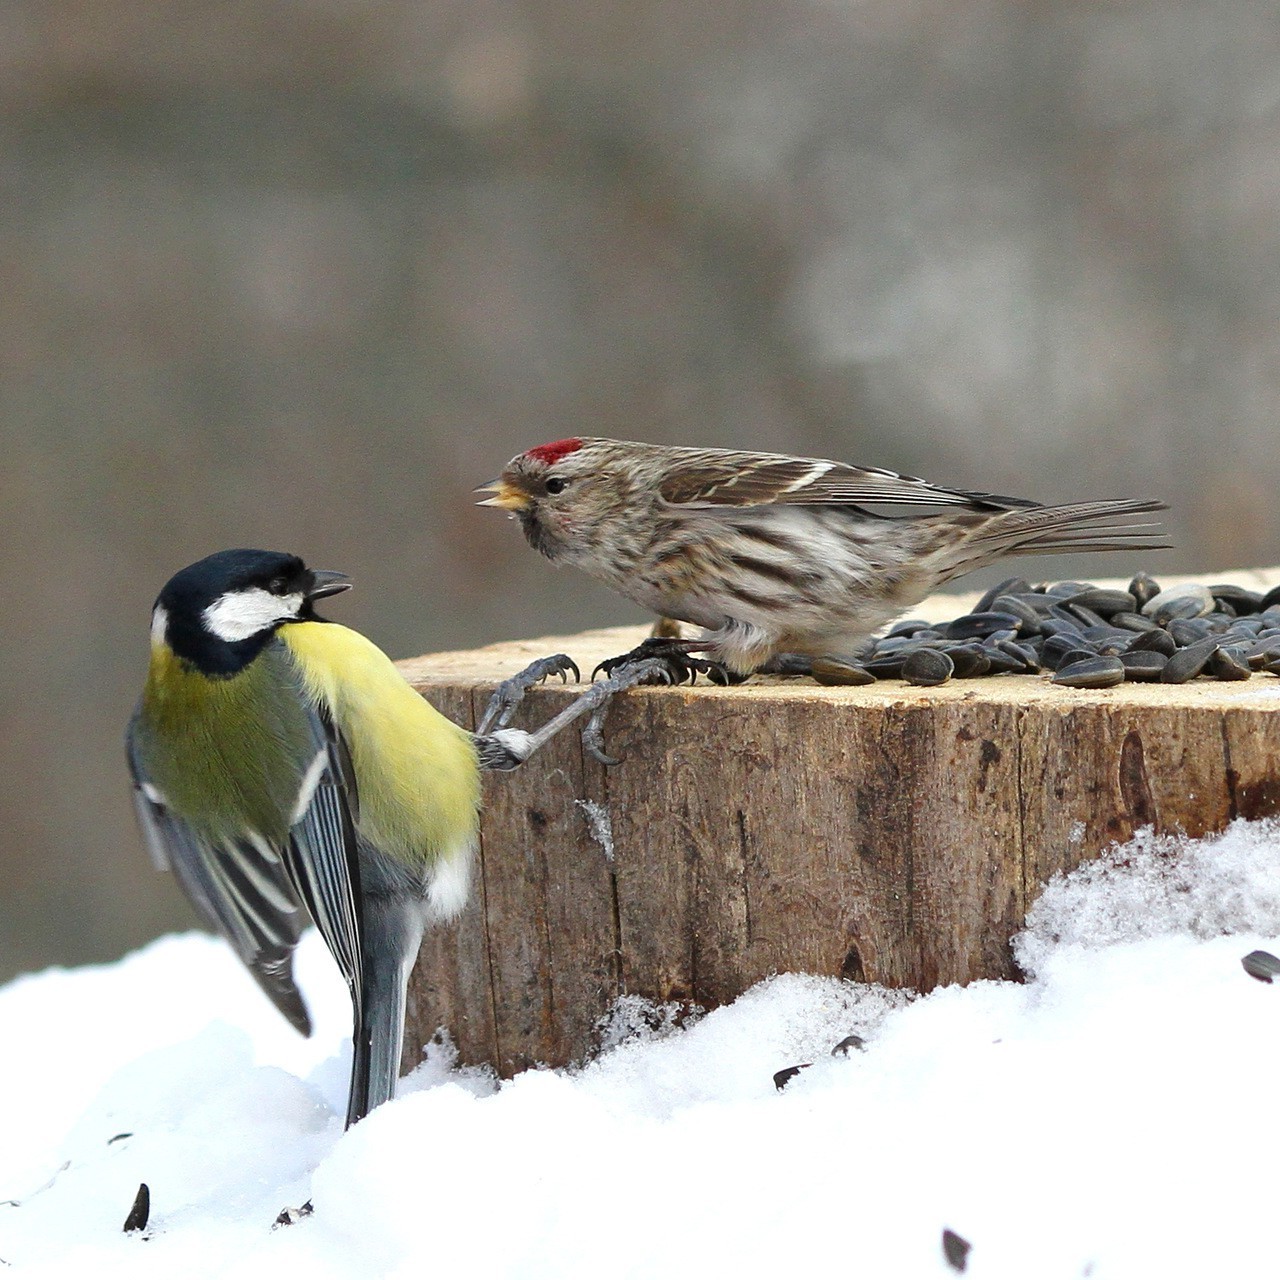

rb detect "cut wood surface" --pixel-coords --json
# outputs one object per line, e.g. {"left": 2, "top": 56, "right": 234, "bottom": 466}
{"left": 398, "top": 567, "right": 1280, "bottom": 1076}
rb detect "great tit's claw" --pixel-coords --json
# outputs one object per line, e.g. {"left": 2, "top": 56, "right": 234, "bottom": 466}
{"left": 479, "top": 653, "right": 580, "bottom": 734}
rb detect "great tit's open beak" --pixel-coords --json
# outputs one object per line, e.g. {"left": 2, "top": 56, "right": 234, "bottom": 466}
{"left": 307, "top": 569, "right": 353, "bottom": 601}
{"left": 475, "top": 478, "right": 530, "bottom": 511}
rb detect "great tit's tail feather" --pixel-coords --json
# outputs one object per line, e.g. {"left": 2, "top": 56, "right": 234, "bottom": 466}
{"left": 345, "top": 895, "right": 423, "bottom": 1127}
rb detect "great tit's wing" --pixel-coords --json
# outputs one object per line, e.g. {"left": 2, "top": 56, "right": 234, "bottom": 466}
{"left": 125, "top": 716, "right": 314, "bottom": 1035}
{"left": 281, "top": 703, "right": 365, "bottom": 1023}
{"left": 658, "top": 451, "right": 1037, "bottom": 512}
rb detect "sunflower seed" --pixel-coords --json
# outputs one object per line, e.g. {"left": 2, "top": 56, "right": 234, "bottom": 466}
{"left": 1159, "top": 638, "right": 1219, "bottom": 684}
{"left": 1128, "top": 571, "right": 1162, "bottom": 608}
{"left": 903, "top": 648, "right": 955, "bottom": 687}
{"left": 811, "top": 658, "right": 877, "bottom": 686}
{"left": 1119, "top": 649, "right": 1168, "bottom": 681}
{"left": 1143, "top": 584, "right": 1214, "bottom": 624}
{"left": 1209, "top": 647, "right": 1251, "bottom": 681}
{"left": 946, "top": 612, "right": 1024, "bottom": 640}
{"left": 1065, "top": 588, "right": 1138, "bottom": 617}
{"left": 1053, "top": 656, "right": 1126, "bottom": 688}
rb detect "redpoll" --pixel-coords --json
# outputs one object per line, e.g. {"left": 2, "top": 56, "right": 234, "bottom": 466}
{"left": 479, "top": 438, "right": 1168, "bottom": 676}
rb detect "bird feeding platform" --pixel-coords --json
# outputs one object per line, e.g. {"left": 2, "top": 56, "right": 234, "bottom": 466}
{"left": 396, "top": 567, "right": 1280, "bottom": 1078}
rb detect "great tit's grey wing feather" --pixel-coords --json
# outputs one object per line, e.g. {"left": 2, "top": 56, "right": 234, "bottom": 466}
{"left": 125, "top": 718, "right": 313, "bottom": 1035}
{"left": 281, "top": 702, "right": 369, "bottom": 1121}
{"left": 282, "top": 705, "right": 364, "bottom": 1009}
{"left": 659, "top": 452, "right": 1037, "bottom": 511}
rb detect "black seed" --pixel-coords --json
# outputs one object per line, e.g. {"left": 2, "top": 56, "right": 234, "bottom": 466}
{"left": 975, "top": 576, "right": 1031, "bottom": 612}
{"left": 864, "top": 657, "right": 908, "bottom": 678}
{"left": 945, "top": 645, "right": 992, "bottom": 677}
{"left": 1144, "top": 585, "right": 1214, "bottom": 624}
{"left": 1065, "top": 588, "right": 1138, "bottom": 617}
{"left": 1128, "top": 571, "right": 1162, "bottom": 608}
{"left": 886, "top": 618, "right": 935, "bottom": 638}
{"left": 946, "top": 611, "right": 1023, "bottom": 640}
{"left": 1126, "top": 628, "right": 1177, "bottom": 657}
{"left": 1052, "top": 602, "right": 1106, "bottom": 629}
{"left": 978, "top": 647, "right": 1026, "bottom": 674}
{"left": 273, "top": 1200, "right": 315, "bottom": 1228}
{"left": 1059, "top": 646, "right": 1102, "bottom": 667}
{"left": 773, "top": 1064, "right": 811, "bottom": 1091}
{"left": 1045, "top": 580, "right": 1097, "bottom": 598}
{"left": 1168, "top": 617, "right": 1214, "bottom": 646}
{"left": 1209, "top": 647, "right": 1251, "bottom": 681}
{"left": 812, "top": 659, "right": 877, "bottom": 686}
{"left": 990, "top": 595, "right": 1043, "bottom": 634}
{"left": 1243, "top": 950, "right": 1280, "bottom": 983}
{"left": 1160, "top": 638, "right": 1219, "bottom": 683}
{"left": 1112, "top": 611, "right": 1159, "bottom": 633}
{"left": 997, "top": 639, "right": 1040, "bottom": 672}
{"left": 123, "top": 1183, "right": 150, "bottom": 1234}
{"left": 1041, "top": 634, "right": 1083, "bottom": 670}
{"left": 1053, "top": 656, "right": 1126, "bottom": 688}
{"left": 1264, "top": 656, "right": 1280, "bottom": 677}
{"left": 1080, "top": 625, "right": 1132, "bottom": 654}
{"left": 903, "top": 649, "right": 955, "bottom": 687}
{"left": 831, "top": 1034, "right": 866, "bottom": 1055}
{"left": 1245, "top": 637, "right": 1280, "bottom": 669}
{"left": 942, "top": 1228, "right": 972, "bottom": 1272}
{"left": 1119, "top": 649, "right": 1168, "bottom": 680}
{"left": 1040, "top": 617, "right": 1084, "bottom": 639}
{"left": 1260, "top": 584, "right": 1280, "bottom": 612}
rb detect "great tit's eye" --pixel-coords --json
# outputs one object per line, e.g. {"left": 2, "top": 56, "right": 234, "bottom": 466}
{"left": 545, "top": 476, "right": 568, "bottom": 495}
{"left": 268, "top": 577, "right": 289, "bottom": 595}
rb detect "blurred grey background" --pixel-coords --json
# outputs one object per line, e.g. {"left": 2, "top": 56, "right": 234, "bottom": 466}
{"left": 3, "top": 0, "right": 1277, "bottom": 981}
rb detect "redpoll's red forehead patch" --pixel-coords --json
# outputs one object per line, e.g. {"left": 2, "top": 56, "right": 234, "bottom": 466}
{"left": 526, "top": 438, "right": 583, "bottom": 466}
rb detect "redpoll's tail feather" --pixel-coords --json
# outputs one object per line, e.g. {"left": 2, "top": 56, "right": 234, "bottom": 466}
{"left": 971, "top": 498, "right": 1170, "bottom": 557}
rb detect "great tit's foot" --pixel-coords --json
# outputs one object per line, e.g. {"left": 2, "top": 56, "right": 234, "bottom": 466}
{"left": 591, "top": 638, "right": 742, "bottom": 688}
{"left": 477, "top": 653, "right": 580, "bottom": 735}
{"left": 580, "top": 656, "right": 686, "bottom": 764}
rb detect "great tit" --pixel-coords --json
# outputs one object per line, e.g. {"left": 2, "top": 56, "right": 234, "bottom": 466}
{"left": 126, "top": 548, "right": 642, "bottom": 1127}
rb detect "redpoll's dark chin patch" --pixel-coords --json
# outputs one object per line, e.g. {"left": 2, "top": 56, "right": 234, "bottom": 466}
{"left": 526, "top": 438, "right": 583, "bottom": 466}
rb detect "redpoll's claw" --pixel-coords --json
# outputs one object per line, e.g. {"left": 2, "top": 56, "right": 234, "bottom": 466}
{"left": 477, "top": 653, "right": 580, "bottom": 735}
{"left": 591, "top": 638, "right": 744, "bottom": 687}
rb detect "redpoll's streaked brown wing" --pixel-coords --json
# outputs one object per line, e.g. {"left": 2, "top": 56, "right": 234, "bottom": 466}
{"left": 655, "top": 449, "right": 1036, "bottom": 511}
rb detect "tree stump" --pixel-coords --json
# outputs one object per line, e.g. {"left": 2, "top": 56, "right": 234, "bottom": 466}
{"left": 397, "top": 569, "right": 1280, "bottom": 1076}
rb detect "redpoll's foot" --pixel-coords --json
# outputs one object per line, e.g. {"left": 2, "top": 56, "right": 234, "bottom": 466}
{"left": 477, "top": 652, "right": 580, "bottom": 735}
{"left": 591, "top": 638, "right": 744, "bottom": 687}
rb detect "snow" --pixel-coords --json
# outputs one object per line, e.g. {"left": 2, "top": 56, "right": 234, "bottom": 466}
{"left": 6, "top": 822, "right": 1280, "bottom": 1278}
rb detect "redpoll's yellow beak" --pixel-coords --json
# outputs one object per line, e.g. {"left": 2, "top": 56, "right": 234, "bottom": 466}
{"left": 475, "top": 478, "right": 530, "bottom": 511}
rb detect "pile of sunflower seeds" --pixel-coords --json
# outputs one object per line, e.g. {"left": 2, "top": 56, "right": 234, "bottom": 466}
{"left": 815, "top": 573, "right": 1280, "bottom": 690}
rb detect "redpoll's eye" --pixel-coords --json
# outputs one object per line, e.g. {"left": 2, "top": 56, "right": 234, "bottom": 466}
{"left": 545, "top": 477, "right": 568, "bottom": 495}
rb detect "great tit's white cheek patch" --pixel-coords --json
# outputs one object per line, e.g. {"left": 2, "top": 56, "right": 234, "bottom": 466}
{"left": 150, "top": 605, "right": 169, "bottom": 647}
{"left": 203, "top": 587, "right": 303, "bottom": 642}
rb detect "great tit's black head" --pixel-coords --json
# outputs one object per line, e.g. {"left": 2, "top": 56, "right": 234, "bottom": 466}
{"left": 152, "top": 549, "right": 352, "bottom": 674}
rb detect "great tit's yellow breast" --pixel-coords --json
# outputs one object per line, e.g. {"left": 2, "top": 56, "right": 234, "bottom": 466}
{"left": 137, "top": 642, "right": 314, "bottom": 843}
{"left": 279, "top": 621, "right": 480, "bottom": 869}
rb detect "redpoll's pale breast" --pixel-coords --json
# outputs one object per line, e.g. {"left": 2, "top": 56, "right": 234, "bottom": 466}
{"left": 479, "top": 438, "right": 1169, "bottom": 675}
